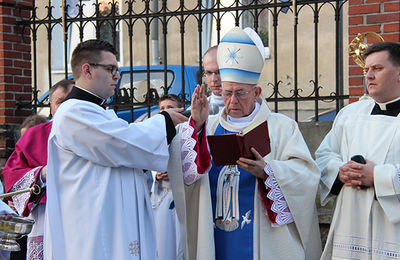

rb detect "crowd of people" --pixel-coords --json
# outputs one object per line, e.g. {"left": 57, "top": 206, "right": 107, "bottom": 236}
{"left": 0, "top": 27, "right": 399, "bottom": 260}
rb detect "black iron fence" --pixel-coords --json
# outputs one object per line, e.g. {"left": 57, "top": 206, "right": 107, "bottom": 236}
{"left": 19, "top": 0, "right": 349, "bottom": 122}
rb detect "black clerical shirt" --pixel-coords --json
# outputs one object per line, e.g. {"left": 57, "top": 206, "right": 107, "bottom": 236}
{"left": 65, "top": 86, "right": 105, "bottom": 108}
{"left": 371, "top": 99, "right": 400, "bottom": 117}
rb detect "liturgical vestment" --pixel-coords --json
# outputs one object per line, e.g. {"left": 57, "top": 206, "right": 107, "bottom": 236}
{"left": 45, "top": 92, "right": 171, "bottom": 260}
{"left": 3, "top": 121, "right": 51, "bottom": 260}
{"left": 316, "top": 99, "right": 400, "bottom": 259}
{"left": 168, "top": 98, "right": 322, "bottom": 260}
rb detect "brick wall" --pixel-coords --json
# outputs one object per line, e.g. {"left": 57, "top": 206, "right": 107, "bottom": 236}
{"left": 348, "top": 0, "right": 400, "bottom": 103}
{"left": 0, "top": 0, "right": 33, "bottom": 168}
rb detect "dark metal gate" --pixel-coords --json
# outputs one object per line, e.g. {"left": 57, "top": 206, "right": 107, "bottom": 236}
{"left": 19, "top": 0, "right": 349, "bottom": 122}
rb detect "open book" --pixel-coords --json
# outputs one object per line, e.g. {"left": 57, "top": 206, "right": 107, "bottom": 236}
{"left": 207, "top": 120, "right": 271, "bottom": 166}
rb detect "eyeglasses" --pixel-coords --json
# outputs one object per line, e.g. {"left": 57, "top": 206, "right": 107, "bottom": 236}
{"left": 89, "top": 63, "right": 120, "bottom": 77}
{"left": 221, "top": 90, "right": 253, "bottom": 99}
{"left": 204, "top": 70, "right": 220, "bottom": 77}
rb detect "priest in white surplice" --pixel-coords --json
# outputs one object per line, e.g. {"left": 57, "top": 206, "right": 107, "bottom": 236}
{"left": 44, "top": 40, "right": 187, "bottom": 260}
{"left": 316, "top": 42, "right": 400, "bottom": 259}
{"left": 169, "top": 27, "right": 322, "bottom": 260}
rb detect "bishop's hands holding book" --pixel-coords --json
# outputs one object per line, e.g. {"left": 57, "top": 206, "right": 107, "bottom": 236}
{"left": 190, "top": 84, "right": 270, "bottom": 180}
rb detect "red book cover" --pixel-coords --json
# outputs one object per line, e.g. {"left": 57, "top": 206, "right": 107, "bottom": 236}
{"left": 207, "top": 121, "right": 271, "bottom": 166}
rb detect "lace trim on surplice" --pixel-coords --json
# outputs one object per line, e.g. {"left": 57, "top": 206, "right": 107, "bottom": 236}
{"left": 27, "top": 235, "right": 44, "bottom": 260}
{"left": 264, "top": 163, "right": 294, "bottom": 227}
{"left": 10, "top": 167, "right": 40, "bottom": 215}
{"left": 181, "top": 121, "right": 206, "bottom": 185}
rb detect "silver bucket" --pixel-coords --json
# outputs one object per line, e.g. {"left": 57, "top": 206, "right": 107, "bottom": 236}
{"left": 0, "top": 215, "right": 34, "bottom": 251}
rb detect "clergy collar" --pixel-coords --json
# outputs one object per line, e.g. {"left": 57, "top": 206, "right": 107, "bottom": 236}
{"left": 227, "top": 101, "right": 260, "bottom": 127}
{"left": 371, "top": 97, "right": 400, "bottom": 117}
{"left": 375, "top": 97, "right": 400, "bottom": 111}
{"left": 65, "top": 86, "right": 106, "bottom": 108}
{"left": 210, "top": 93, "right": 224, "bottom": 101}
{"left": 209, "top": 93, "right": 225, "bottom": 105}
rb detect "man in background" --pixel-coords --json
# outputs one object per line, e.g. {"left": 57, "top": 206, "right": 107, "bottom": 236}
{"left": 203, "top": 46, "right": 225, "bottom": 114}
{"left": 20, "top": 115, "right": 47, "bottom": 136}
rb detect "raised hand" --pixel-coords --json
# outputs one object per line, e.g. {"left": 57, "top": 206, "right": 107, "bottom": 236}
{"left": 191, "top": 84, "right": 209, "bottom": 130}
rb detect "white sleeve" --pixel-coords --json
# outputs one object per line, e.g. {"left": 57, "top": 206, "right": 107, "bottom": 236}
{"left": 374, "top": 163, "right": 400, "bottom": 223}
{"left": 315, "top": 119, "right": 345, "bottom": 205}
{"left": 53, "top": 102, "right": 169, "bottom": 170}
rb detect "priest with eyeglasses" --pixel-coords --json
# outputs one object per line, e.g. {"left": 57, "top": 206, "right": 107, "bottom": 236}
{"left": 44, "top": 39, "right": 188, "bottom": 260}
{"left": 170, "top": 27, "right": 322, "bottom": 260}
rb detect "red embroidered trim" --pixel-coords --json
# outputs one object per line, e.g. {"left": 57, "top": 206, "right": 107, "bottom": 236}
{"left": 257, "top": 178, "right": 277, "bottom": 224}
{"left": 189, "top": 118, "right": 211, "bottom": 174}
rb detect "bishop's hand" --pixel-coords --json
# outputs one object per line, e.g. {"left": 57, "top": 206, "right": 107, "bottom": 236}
{"left": 191, "top": 84, "right": 209, "bottom": 130}
{"left": 237, "top": 147, "right": 267, "bottom": 179}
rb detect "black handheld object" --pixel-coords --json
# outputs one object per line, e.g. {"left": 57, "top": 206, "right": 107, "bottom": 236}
{"left": 350, "top": 155, "right": 368, "bottom": 189}
{"left": 351, "top": 155, "right": 366, "bottom": 164}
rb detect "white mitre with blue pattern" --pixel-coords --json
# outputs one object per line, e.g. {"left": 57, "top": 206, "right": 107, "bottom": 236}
{"left": 217, "top": 27, "right": 265, "bottom": 84}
